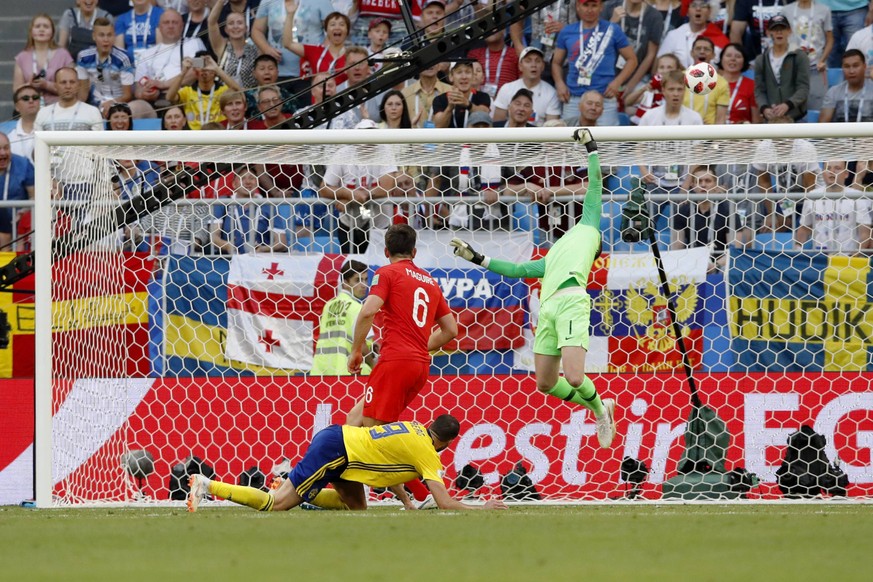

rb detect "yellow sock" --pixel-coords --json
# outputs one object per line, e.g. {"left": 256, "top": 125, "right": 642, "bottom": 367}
{"left": 209, "top": 480, "right": 274, "bottom": 511}
{"left": 311, "top": 489, "right": 349, "bottom": 510}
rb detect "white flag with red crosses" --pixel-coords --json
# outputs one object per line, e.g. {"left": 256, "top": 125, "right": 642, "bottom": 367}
{"left": 224, "top": 254, "right": 346, "bottom": 370}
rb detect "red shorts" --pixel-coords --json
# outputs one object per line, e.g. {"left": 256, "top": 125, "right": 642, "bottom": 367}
{"left": 363, "top": 359, "right": 430, "bottom": 423}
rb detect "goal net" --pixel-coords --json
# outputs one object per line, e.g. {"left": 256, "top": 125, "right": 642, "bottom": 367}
{"left": 32, "top": 125, "right": 873, "bottom": 507}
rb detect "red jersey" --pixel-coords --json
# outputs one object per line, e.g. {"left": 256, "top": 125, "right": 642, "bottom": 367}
{"left": 370, "top": 259, "right": 451, "bottom": 363}
{"left": 302, "top": 45, "right": 347, "bottom": 83}
{"left": 726, "top": 77, "right": 757, "bottom": 125}
{"left": 467, "top": 45, "right": 519, "bottom": 95}
{"left": 358, "top": 0, "right": 402, "bottom": 18}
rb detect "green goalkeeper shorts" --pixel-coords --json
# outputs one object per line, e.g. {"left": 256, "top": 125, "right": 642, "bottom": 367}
{"left": 534, "top": 289, "right": 591, "bottom": 356}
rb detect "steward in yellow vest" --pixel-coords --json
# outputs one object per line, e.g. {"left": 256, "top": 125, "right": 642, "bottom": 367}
{"left": 311, "top": 260, "right": 374, "bottom": 375}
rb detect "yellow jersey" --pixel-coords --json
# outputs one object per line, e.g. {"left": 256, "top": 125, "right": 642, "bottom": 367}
{"left": 340, "top": 422, "right": 444, "bottom": 488}
{"left": 683, "top": 75, "right": 729, "bottom": 125}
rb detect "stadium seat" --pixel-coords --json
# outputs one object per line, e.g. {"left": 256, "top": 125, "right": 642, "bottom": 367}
{"left": 0, "top": 120, "right": 16, "bottom": 135}
{"left": 827, "top": 68, "right": 844, "bottom": 88}
{"left": 754, "top": 231, "right": 794, "bottom": 251}
{"left": 742, "top": 69, "right": 755, "bottom": 80}
{"left": 132, "top": 118, "right": 163, "bottom": 131}
{"left": 617, "top": 112, "right": 631, "bottom": 126}
{"left": 806, "top": 110, "right": 820, "bottom": 123}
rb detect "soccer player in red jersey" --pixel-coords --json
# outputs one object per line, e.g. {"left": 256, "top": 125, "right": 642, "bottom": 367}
{"left": 346, "top": 223, "right": 458, "bottom": 508}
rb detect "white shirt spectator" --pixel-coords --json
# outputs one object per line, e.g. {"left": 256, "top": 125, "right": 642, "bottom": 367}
{"left": 35, "top": 101, "right": 104, "bottom": 184}
{"left": 799, "top": 191, "right": 872, "bottom": 252}
{"left": 134, "top": 38, "right": 205, "bottom": 83}
{"left": 493, "top": 79, "right": 562, "bottom": 126}
{"left": 658, "top": 23, "right": 708, "bottom": 68}
{"left": 751, "top": 138, "right": 820, "bottom": 192}
{"left": 638, "top": 103, "right": 703, "bottom": 125}
{"left": 6, "top": 120, "right": 34, "bottom": 161}
{"left": 323, "top": 145, "right": 398, "bottom": 230}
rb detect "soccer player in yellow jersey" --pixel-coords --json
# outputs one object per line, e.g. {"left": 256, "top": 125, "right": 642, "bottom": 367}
{"left": 450, "top": 128, "right": 617, "bottom": 449}
{"left": 187, "top": 415, "right": 507, "bottom": 512}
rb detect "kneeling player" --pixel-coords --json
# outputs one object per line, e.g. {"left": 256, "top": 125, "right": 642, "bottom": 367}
{"left": 187, "top": 415, "right": 506, "bottom": 512}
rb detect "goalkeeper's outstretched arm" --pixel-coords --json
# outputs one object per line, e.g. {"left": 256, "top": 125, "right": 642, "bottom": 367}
{"left": 450, "top": 238, "right": 546, "bottom": 279}
{"left": 575, "top": 129, "right": 602, "bottom": 231}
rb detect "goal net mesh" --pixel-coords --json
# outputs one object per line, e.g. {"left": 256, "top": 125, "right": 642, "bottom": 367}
{"left": 40, "top": 128, "right": 873, "bottom": 505}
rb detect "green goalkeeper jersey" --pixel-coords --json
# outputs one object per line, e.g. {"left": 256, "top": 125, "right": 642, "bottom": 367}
{"left": 486, "top": 152, "right": 602, "bottom": 304}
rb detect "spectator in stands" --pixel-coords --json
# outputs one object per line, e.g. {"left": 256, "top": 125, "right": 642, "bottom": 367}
{"left": 751, "top": 116, "right": 819, "bottom": 231}
{"left": 658, "top": 0, "right": 728, "bottom": 68}
{"left": 796, "top": 159, "right": 873, "bottom": 252}
{"left": 649, "top": 0, "right": 684, "bottom": 42}
{"left": 114, "top": 0, "right": 164, "bottom": 62}
{"left": 531, "top": 119, "right": 591, "bottom": 242}
{"left": 156, "top": 0, "right": 190, "bottom": 12}
{"left": 510, "top": 0, "right": 578, "bottom": 84}
{"left": 112, "top": 158, "right": 161, "bottom": 201}
{"left": 284, "top": 2, "right": 350, "bottom": 83}
{"left": 0, "top": 134, "right": 34, "bottom": 251}
{"left": 34, "top": 67, "right": 104, "bottom": 208}
{"left": 34, "top": 68, "right": 105, "bottom": 132}
{"left": 403, "top": 63, "right": 451, "bottom": 128}
{"left": 304, "top": 73, "right": 360, "bottom": 129}
{"left": 783, "top": 0, "right": 833, "bottom": 110}
{"left": 820, "top": 49, "right": 873, "bottom": 122}
{"left": 167, "top": 53, "right": 242, "bottom": 129}
{"left": 418, "top": 0, "right": 447, "bottom": 41}
{"left": 638, "top": 70, "right": 703, "bottom": 229}
{"left": 208, "top": 6, "right": 259, "bottom": 89}
{"left": 337, "top": 46, "right": 383, "bottom": 122}
{"left": 493, "top": 47, "right": 561, "bottom": 126}
{"left": 468, "top": 30, "right": 520, "bottom": 100}
{"left": 243, "top": 54, "right": 301, "bottom": 117}
{"left": 106, "top": 101, "right": 133, "bottom": 130}
{"left": 378, "top": 90, "right": 413, "bottom": 128}
{"left": 564, "top": 89, "right": 605, "bottom": 126}
{"left": 161, "top": 104, "right": 192, "bottom": 130}
{"left": 366, "top": 18, "right": 391, "bottom": 69}
{"left": 685, "top": 37, "right": 729, "bottom": 124}
{"left": 134, "top": 10, "right": 206, "bottom": 107}
{"left": 211, "top": 165, "right": 283, "bottom": 254}
{"left": 671, "top": 165, "right": 734, "bottom": 272}
{"left": 602, "top": 0, "right": 664, "bottom": 94}
{"left": 14, "top": 15, "right": 75, "bottom": 107}
{"left": 826, "top": 0, "right": 870, "bottom": 68}
{"left": 730, "top": 0, "right": 786, "bottom": 59}
{"left": 220, "top": 91, "right": 249, "bottom": 129}
{"left": 349, "top": 0, "right": 405, "bottom": 48}
{"left": 552, "top": 0, "right": 637, "bottom": 126}
{"left": 493, "top": 89, "right": 541, "bottom": 230}
{"left": 625, "top": 52, "right": 680, "bottom": 124}
{"left": 432, "top": 61, "right": 491, "bottom": 128}
{"left": 216, "top": 0, "right": 260, "bottom": 40}
{"left": 182, "top": 0, "right": 211, "bottom": 57}
{"left": 320, "top": 119, "right": 398, "bottom": 253}
{"left": 59, "top": 0, "right": 113, "bottom": 61}
{"left": 754, "top": 15, "right": 810, "bottom": 122}
{"left": 76, "top": 17, "right": 141, "bottom": 119}
{"left": 250, "top": 85, "right": 292, "bottom": 129}
{"left": 717, "top": 43, "right": 761, "bottom": 123}
{"left": 6, "top": 86, "right": 41, "bottom": 161}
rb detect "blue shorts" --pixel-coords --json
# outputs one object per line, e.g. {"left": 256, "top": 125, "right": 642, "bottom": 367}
{"left": 288, "top": 425, "right": 349, "bottom": 502}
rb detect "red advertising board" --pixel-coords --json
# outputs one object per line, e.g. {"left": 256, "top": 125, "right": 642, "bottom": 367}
{"left": 38, "top": 373, "right": 873, "bottom": 503}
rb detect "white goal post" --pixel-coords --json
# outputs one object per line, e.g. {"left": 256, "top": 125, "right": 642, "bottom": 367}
{"left": 32, "top": 124, "right": 873, "bottom": 507}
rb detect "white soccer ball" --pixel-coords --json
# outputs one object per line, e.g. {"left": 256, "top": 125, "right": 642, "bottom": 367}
{"left": 684, "top": 62, "right": 718, "bottom": 96}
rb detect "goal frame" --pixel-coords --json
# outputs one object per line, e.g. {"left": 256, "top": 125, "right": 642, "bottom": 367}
{"left": 32, "top": 123, "right": 873, "bottom": 508}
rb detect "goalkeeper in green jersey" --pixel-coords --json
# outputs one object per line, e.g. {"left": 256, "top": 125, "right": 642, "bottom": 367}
{"left": 450, "top": 128, "right": 616, "bottom": 448}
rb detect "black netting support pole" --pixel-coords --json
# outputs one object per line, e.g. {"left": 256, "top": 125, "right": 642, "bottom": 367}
{"left": 647, "top": 227, "right": 701, "bottom": 408}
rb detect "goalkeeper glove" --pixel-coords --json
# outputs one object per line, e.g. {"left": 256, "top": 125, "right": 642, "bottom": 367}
{"left": 574, "top": 128, "right": 598, "bottom": 154}
{"left": 450, "top": 238, "right": 487, "bottom": 266}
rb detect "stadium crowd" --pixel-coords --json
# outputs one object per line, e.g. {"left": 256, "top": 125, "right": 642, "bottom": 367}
{"left": 3, "top": 0, "right": 873, "bottom": 257}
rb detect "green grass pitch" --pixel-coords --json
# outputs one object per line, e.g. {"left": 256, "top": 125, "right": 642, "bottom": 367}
{"left": 3, "top": 504, "right": 872, "bottom": 581}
